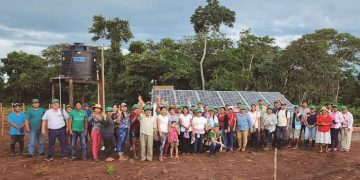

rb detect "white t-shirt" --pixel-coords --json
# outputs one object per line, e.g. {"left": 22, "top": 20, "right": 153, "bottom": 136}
{"left": 157, "top": 114, "right": 169, "bottom": 133}
{"left": 179, "top": 114, "right": 193, "bottom": 132}
{"left": 277, "top": 109, "right": 290, "bottom": 127}
{"left": 248, "top": 111, "right": 261, "bottom": 129}
{"left": 192, "top": 116, "right": 207, "bottom": 134}
{"left": 42, "top": 108, "right": 69, "bottom": 130}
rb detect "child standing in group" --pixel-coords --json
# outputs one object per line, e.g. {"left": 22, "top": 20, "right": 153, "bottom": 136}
{"left": 168, "top": 121, "right": 179, "bottom": 159}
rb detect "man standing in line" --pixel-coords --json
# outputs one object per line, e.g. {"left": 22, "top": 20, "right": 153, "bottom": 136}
{"left": 298, "top": 101, "right": 310, "bottom": 144}
{"left": 41, "top": 99, "right": 70, "bottom": 161}
{"left": 275, "top": 103, "right": 291, "bottom": 149}
{"left": 8, "top": 103, "right": 27, "bottom": 156}
{"left": 69, "top": 102, "right": 88, "bottom": 160}
{"left": 25, "top": 99, "right": 45, "bottom": 158}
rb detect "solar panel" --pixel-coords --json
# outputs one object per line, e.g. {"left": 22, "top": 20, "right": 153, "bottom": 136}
{"left": 218, "top": 91, "right": 244, "bottom": 107}
{"left": 151, "top": 89, "right": 176, "bottom": 104}
{"left": 197, "top": 90, "right": 223, "bottom": 107}
{"left": 151, "top": 89, "right": 294, "bottom": 109}
{"left": 175, "top": 90, "right": 199, "bottom": 106}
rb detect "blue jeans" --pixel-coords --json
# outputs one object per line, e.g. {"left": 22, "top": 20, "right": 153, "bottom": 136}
{"left": 28, "top": 129, "right": 44, "bottom": 155}
{"left": 209, "top": 142, "right": 220, "bottom": 155}
{"left": 71, "top": 131, "right": 86, "bottom": 158}
{"left": 304, "top": 126, "right": 316, "bottom": 140}
{"left": 193, "top": 133, "right": 204, "bottom": 153}
{"left": 228, "top": 127, "right": 235, "bottom": 149}
{"left": 48, "top": 126, "right": 67, "bottom": 158}
{"left": 264, "top": 129, "right": 274, "bottom": 146}
{"left": 116, "top": 128, "right": 128, "bottom": 154}
{"left": 221, "top": 129, "right": 228, "bottom": 149}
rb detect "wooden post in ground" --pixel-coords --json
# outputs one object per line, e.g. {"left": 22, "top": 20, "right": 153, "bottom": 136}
{"left": 1, "top": 103, "right": 3, "bottom": 135}
{"left": 69, "top": 78, "right": 74, "bottom": 105}
{"left": 22, "top": 103, "right": 25, "bottom": 111}
{"left": 274, "top": 148, "right": 277, "bottom": 180}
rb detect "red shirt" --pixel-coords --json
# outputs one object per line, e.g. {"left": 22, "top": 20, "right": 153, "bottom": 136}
{"left": 129, "top": 111, "right": 140, "bottom": 132}
{"left": 317, "top": 115, "right": 332, "bottom": 133}
{"left": 227, "top": 113, "right": 236, "bottom": 127}
{"left": 218, "top": 114, "right": 225, "bottom": 128}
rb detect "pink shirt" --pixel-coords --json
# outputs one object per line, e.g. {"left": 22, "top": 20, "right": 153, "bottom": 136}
{"left": 342, "top": 112, "right": 353, "bottom": 129}
{"left": 331, "top": 111, "right": 344, "bottom": 129}
{"left": 168, "top": 127, "right": 179, "bottom": 143}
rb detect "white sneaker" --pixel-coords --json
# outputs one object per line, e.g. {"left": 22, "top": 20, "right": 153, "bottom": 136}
{"left": 100, "top": 146, "right": 105, "bottom": 151}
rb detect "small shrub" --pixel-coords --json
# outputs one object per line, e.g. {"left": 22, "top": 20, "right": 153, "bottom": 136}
{"left": 106, "top": 164, "right": 115, "bottom": 175}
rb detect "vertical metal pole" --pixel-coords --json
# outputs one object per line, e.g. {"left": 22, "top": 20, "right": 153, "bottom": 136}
{"left": 59, "top": 75, "right": 62, "bottom": 107}
{"left": 97, "top": 70, "right": 100, "bottom": 104}
{"left": 51, "top": 81, "right": 55, "bottom": 100}
{"left": 101, "top": 45, "right": 105, "bottom": 108}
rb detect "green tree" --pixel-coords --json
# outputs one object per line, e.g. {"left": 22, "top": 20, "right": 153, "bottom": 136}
{"left": 190, "top": 0, "right": 235, "bottom": 90}
{"left": 89, "top": 15, "right": 133, "bottom": 101}
{"left": 0, "top": 51, "right": 55, "bottom": 103}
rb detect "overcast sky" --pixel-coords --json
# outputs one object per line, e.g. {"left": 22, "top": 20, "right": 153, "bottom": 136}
{"left": 0, "top": 0, "right": 359, "bottom": 58}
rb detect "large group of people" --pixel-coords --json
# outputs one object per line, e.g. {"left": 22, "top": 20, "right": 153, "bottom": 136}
{"left": 7, "top": 95, "right": 354, "bottom": 162}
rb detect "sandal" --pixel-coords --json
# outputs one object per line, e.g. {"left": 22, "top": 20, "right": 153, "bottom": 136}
{"left": 159, "top": 156, "right": 164, "bottom": 162}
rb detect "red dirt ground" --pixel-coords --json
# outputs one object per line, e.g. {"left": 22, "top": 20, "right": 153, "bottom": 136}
{"left": 0, "top": 131, "right": 359, "bottom": 180}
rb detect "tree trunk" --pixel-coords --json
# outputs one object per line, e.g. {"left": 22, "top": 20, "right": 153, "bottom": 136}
{"left": 335, "top": 79, "right": 340, "bottom": 103}
{"left": 200, "top": 34, "right": 207, "bottom": 90}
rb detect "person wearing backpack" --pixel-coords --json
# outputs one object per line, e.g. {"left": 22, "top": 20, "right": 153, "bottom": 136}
{"left": 41, "top": 99, "right": 70, "bottom": 161}
{"left": 275, "top": 103, "right": 291, "bottom": 149}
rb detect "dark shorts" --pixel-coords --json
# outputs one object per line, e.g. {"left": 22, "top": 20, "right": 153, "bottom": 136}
{"left": 129, "top": 131, "right": 140, "bottom": 138}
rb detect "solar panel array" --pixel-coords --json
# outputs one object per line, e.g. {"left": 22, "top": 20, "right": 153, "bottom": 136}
{"left": 151, "top": 90, "right": 294, "bottom": 110}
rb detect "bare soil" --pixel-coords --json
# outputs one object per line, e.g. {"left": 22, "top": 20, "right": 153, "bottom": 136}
{"left": 0, "top": 130, "right": 359, "bottom": 180}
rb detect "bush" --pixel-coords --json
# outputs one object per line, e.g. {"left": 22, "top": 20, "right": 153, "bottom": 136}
{"left": 349, "top": 108, "right": 360, "bottom": 127}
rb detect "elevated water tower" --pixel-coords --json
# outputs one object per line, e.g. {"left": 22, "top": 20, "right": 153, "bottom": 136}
{"left": 50, "top": 43, "right": 105, "bottom": 106}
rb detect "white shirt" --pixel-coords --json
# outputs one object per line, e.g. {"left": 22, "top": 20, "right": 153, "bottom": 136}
{"left": 248, "top": 111, "right": 261, "bottom": 129}
{"left": 277, "top": 109, "right": 290, "bottom": 127}
{"left": 192, "top": 116, "right": 207, "bottom": 134}
{"left": 179, "top": 114, "right": 193, "bottom": 132}
{"left": 42, "top": 108, "right": 69, "bottom": 130}
{"left": 157, "top": 114, "right": 169, "bottom": 133}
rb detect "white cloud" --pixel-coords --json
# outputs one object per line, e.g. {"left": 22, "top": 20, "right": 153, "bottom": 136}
{"left": 273, "top": 35, "right": 301, "bottom": 49}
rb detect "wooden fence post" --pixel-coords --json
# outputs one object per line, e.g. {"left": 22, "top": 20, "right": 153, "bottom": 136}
{"left": 1, "top": 103, "right": 3, "bottom": 135}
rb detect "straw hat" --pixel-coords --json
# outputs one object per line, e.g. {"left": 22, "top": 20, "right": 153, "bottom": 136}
{"left": 92, "top": 104, "right": 102, "bottom": 110}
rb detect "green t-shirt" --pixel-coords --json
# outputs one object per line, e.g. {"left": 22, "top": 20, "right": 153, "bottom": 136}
{"left": 26, "top": 108, "right": 45, "bottom": 130}
{"left": 69, "top": 109, "right": 88, "bottom": 132}
{"left": 208, "top": 130, "right": 220, "bottom": 141}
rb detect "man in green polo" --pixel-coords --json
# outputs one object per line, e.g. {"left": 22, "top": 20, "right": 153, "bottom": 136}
{"left": 68, "top": 102, "right": 88, "bottom": 160}
{"left": 25, "top": 99, "right": 45, "bottom": 158}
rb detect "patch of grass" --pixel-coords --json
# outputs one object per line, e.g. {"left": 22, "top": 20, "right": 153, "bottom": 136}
{"left": 106, "top": 164, "right": 115, "bottom": 175}
{"left": 33, "top": 165, "right": 49, "bottom": 176}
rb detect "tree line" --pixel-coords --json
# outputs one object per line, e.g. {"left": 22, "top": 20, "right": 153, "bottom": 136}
{"left": 0, "top": 0, "right": 359, "bottom": 108}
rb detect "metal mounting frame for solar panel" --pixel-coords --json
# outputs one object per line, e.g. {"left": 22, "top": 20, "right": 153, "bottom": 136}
{"left": 151, "top": 89, "right": 294, "bottom": 110}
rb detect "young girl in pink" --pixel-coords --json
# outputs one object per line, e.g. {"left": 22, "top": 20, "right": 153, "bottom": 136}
{"left": 168, "top": 121, "right": 179, "bottom": 159}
